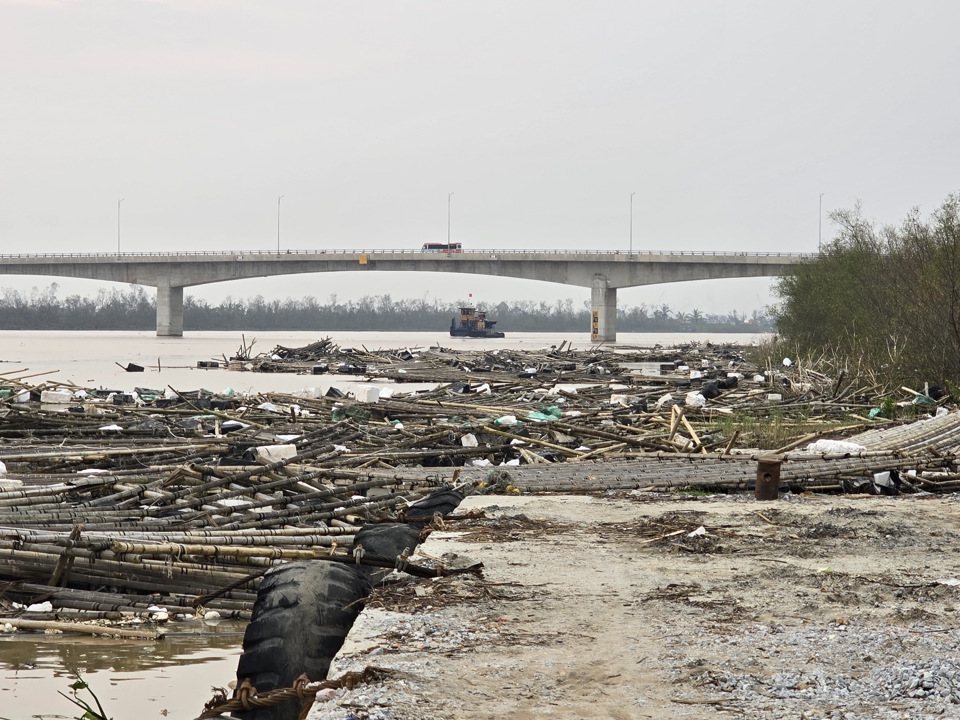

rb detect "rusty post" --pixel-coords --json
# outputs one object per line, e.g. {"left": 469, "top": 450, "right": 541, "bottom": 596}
{"left": 755, "top": 457, "right": 782, "bottom": 500}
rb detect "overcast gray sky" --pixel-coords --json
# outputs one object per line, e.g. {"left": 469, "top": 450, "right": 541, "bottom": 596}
{"left": 2, "top": 0, "right": 958, "bottom": 315}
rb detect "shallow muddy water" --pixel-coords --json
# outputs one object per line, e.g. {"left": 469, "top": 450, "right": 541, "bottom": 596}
{"left": 0, "top": 621, "right": 244, "bottom": 719}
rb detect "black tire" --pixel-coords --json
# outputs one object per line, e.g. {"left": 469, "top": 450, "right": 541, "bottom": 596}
{"left": 233, "top": 503, "right": 457, "bottom": 719}
{"left": 353, "top": 522, "right": 421, "bottom": 558}
{"left": 402, "top": 488, "right": 465, "bottom": 524}
{"left": 352, "top": 522, "right": 422, "bottom": 586}
{"left": 234, "top": 560, "right": 368, "bottom": 720}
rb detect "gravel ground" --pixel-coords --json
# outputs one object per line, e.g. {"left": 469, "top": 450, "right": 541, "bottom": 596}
{"left": 305, "top": 491, "right": 960, "bottom": 720}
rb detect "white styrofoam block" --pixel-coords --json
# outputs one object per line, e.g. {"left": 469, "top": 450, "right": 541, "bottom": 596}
{"left": 255, "top": 444, "right": 298, "bottom": 464}
{"left": 40, "top": 390, "right": 72, "bottom": 404}
{"left": 354, "top": 385, "right": 381, "bottom": 403}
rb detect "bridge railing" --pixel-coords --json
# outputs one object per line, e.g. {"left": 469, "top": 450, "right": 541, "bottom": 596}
{"left": 0, "top": 248, "right": 817, "bottom": 260}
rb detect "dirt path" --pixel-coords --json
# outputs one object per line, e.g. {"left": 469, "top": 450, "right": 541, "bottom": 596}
{"left": 309, "top": 491, "right": 960, "bottom": 719}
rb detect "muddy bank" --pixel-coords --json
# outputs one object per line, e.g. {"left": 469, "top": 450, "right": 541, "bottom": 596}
{"left": 312, "top": 491, "right": 960, "bottom": 720}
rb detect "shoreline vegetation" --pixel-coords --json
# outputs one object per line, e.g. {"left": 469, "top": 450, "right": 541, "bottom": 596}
{"left": 773, "top": 191, "right": 960, "bottom": 388}
{"left": 0, "top": 284, "right": 771, "bottom": 332}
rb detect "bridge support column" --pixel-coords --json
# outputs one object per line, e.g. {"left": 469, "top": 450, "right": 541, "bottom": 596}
{"left": 590, "top": 275, "right": 617, "bottom": 343}
{"left": 156, "top": 284, "right": 184, "bottom": 337}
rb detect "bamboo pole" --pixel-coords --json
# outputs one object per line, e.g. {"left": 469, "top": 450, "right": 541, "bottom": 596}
{"left": 2, "top": 617, "right": 164, "bottom": 639}
{"left": 480, "top": 425, "right": 583, "bottom": 457}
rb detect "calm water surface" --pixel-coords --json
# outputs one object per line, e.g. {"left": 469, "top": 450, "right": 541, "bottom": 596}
{"left": 0, "top": 623, "right": 244, "bottom": 720}
{"left": 0, "top": 329, "right": 764, "bottom": 718}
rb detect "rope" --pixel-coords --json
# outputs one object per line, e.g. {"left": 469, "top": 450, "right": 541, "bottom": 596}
{"left": 198, "top": 666, "right": 393, "bottom": 719}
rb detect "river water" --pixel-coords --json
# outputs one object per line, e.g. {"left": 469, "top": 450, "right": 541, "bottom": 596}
{"left": 0, "top": 329, "right": 765, "bottom": 395}
{"left": 0, "top": 329, "right": 764, "bottom": 719}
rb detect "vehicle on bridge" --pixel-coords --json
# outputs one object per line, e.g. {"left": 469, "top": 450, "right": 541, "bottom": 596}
{"left": 422, "top": 242, "right": 462, "bottom": 253}
{"left": 450, "top": 306, "right": 505, "bottom": 338}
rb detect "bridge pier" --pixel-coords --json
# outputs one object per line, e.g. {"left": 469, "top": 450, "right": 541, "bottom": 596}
{"left": 156, "top": 284, "right": 184, "bottom": 337}
{"left": 590, "top": 276, "right": 617, "bottom": 343}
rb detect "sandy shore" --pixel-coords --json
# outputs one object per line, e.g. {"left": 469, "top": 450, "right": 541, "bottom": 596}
{"left": 306, "top": 490, "right": 960, "bottom": 720}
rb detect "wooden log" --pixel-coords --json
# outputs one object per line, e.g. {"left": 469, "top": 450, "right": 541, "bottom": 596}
{"left": 49, "top": 524, "right": 82, "bottom": 587}
{"left": 480, "top": 425, "right": 583, "bottom": 457}
{"left": 570, "top": 443, "right": 628, "bottom": 462}
{"left": 108, "top": 541, "right": 345, "bottom": 560}
{"left": 0, "top": 443, "right": 229, "bottom": 463}
{"left": 2, "top": 617, "right": 164, "bottom": 640}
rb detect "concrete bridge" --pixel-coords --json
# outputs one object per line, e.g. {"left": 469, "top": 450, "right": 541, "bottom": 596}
{"left": 0, "top": 249, "right": 811, "bottom": 341}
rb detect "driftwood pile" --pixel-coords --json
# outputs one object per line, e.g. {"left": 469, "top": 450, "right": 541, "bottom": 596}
{"left": 227, "top": 336, "right": 343, "bottom": 372}
{"left": 0, "top": 340, "right": 956, "bottom": 632}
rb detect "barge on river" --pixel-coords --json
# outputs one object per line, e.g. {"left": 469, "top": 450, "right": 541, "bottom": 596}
{"left": 450, "top": 306, "right": 505, "bottom": 338}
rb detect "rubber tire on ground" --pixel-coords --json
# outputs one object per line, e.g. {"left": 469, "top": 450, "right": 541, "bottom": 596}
{"left": 234, "top": 560, "right": 368, "bottom": 720}
{"left": 351, "top": 522, "right": 422, "bottom": 586}
{"left": 402, "top": 488, "right": 465, "bottom": 524}
{"left": 233, "top": 500, "right": 464, "bottom": 720}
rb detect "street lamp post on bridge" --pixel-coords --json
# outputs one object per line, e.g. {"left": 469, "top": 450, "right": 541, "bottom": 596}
{"left": 447, "top": 192, "right": 454, "bottom": 245}
{"left": 630, "top": 191, "right": 636, "bottom": 254}
{"left": 819, "top": 192, "right": 825, "bottom": 252}
{"left": 277, "top": 195, "right": 284, "bottom": 254}
{"left": 117, "top": 198, "right": 124, "bottom": 255}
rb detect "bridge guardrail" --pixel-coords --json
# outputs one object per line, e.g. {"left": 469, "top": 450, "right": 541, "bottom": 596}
{"left": 0, "top": 249, "right": 817, "bottom": 260}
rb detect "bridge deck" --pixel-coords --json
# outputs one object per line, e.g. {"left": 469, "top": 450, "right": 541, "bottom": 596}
{"left": 0, "top": 249, "right": 811, "bottom": 339}
{"left": 0, "top": 248, "right": 812, "bottom": 261}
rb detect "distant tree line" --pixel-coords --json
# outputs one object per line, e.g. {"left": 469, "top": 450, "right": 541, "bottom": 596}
{"left": 0, "top": 284, "right": 771, "bottom": 333}
{"left": 772, "top": 191, "right": 960, "bottom": 385}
